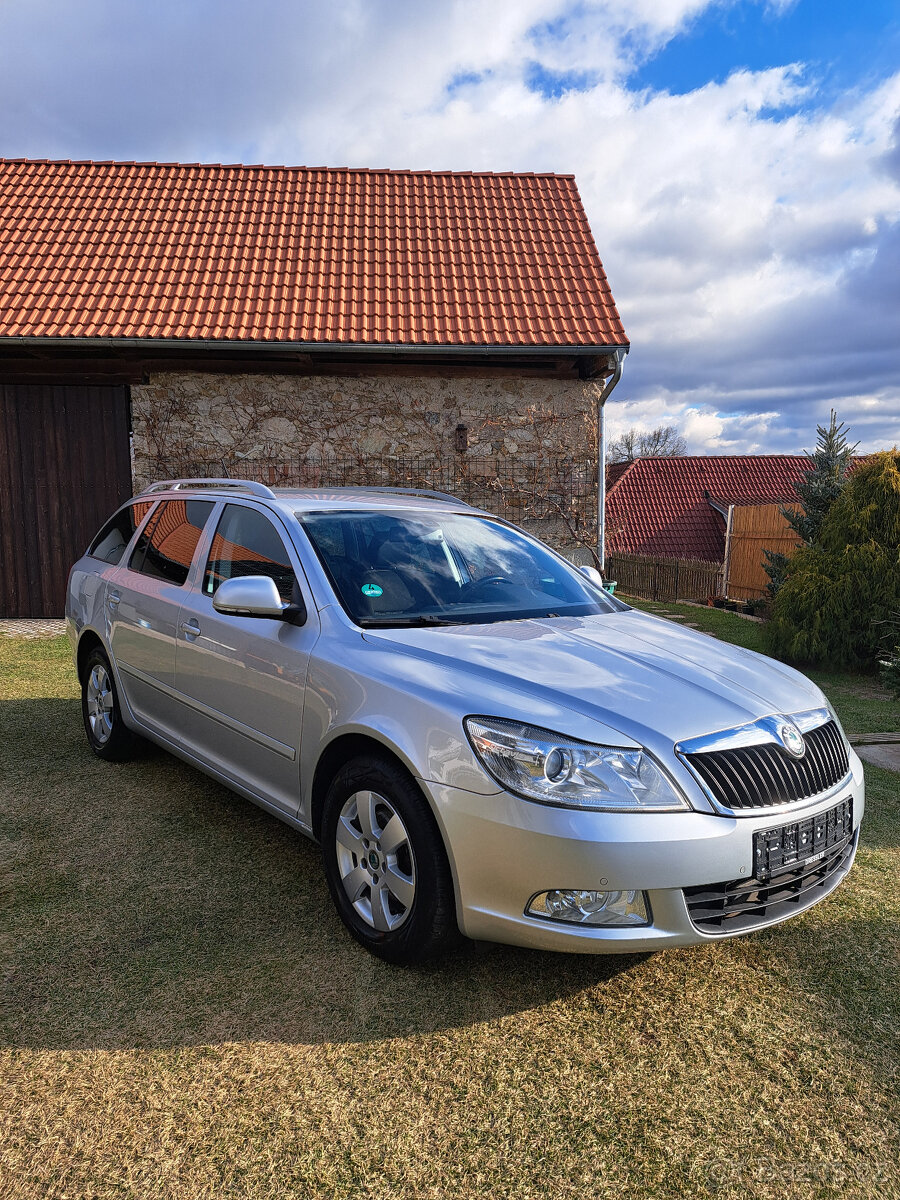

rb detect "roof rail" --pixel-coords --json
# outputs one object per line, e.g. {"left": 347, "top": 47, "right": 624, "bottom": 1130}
{"left": 140, "top": 478, "right": 277, "bottom": 499}
{"left": 332, "top": 486, "right": 470, "bottom": 505}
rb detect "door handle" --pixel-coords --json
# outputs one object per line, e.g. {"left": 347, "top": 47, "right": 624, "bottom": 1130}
{"left": 180, "top": 619, "right": 201, "bottom": 638}
{"left": 107, "top": 590, "right": 121, "bottom": 608}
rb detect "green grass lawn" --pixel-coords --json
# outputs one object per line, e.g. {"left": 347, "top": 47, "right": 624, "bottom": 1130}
{"left": 1, "top": 635, "right": 898, "bottom": 1199}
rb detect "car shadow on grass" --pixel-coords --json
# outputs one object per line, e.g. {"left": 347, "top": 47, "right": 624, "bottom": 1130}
{"left": 1, "top": 697, "right": 649, "bottom": 1052}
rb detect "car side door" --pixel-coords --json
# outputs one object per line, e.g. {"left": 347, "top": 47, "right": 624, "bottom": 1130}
{"left": 107, "top": 497, "right": 216, "bottom": 735}
{"left": 173, "top": 501, "right": 319, "bottom": 814}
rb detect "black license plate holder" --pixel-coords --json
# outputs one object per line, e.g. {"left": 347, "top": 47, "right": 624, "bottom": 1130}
{"left": 753, "top": 797, "right": 853, "bottom": 881}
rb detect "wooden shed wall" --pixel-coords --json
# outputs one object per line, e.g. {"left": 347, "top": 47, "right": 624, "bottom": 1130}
{"left": 725, "top": 503, "right": 801, "bottom": 600}
{"left": 0, "top": 384, "right": 132, "bottom": 617}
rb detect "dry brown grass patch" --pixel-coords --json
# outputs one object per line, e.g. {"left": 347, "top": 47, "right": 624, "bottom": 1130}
{"left": 1, "top": 637, "right": 898, "bottom": 1199}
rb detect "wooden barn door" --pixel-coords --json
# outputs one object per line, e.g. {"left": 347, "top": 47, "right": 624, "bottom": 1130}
{"left": 0, "top": 384, "right": 132, "bottom": 618}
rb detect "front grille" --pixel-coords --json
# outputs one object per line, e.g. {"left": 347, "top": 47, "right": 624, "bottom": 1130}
{"left": 683, "top": 719, "right": 849, "bottom": 812}
{"left": 683, "top": 832, "right": 856, "bottom": 934}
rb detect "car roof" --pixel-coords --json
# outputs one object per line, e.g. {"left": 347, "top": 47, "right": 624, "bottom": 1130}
{"left": 276, "top": 488, "right": 479, "bottom": 515}
{"left": 136, "top": 479, "right": 484, "bottom": 517}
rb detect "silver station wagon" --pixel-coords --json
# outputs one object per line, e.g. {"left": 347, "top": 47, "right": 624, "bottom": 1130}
{"left": 67, "top": 479, "right": 864, "bottom": 964}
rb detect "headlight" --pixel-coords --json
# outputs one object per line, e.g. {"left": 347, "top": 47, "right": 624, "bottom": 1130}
{"left": 464, "top": 717, "right": 688, "bottom": 811}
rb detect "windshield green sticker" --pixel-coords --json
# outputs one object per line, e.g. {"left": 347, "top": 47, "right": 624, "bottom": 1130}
{"left": 361, "top": 583, "right": 384, "bottom": 597}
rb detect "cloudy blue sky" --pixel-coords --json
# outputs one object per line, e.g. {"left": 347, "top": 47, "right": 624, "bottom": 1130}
{"left": 1, "top": 0, "right": 898, "bottom": 454}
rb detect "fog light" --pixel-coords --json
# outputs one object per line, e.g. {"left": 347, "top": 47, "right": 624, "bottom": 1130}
{"left": 527, "top": 888, "right": 649, "bottom": 926}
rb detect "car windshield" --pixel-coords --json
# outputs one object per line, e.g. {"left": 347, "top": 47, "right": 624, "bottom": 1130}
{"left": 297, "top": 509, "right": 622, "bottom": 627}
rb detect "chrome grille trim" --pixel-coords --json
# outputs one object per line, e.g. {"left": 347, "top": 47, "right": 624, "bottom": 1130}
{"left": 676, "top": 710, "right": 851, "bottom": 816}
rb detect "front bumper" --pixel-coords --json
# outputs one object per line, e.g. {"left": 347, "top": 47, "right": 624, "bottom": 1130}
{"left": 424, "top": 749, "right": 865, "bottom": 953}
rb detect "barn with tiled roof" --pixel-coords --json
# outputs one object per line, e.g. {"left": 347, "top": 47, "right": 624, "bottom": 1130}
{"left": 605, "top": 455, "right": 808, "bottom": 562}
{"left": 0, "top": 159, "right": 628, "bottom": 616}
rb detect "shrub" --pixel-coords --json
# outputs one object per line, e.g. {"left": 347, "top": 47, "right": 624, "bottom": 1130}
{"left": 877, "top": 611, "right": 900, "bottom": 698}
{"left": 766, "top": 451, "right": 900, "bottom": 669}
{"left": 881, "top": 645, "right": 900, "bottom": 699}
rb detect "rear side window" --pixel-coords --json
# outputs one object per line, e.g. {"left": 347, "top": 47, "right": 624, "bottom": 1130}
{"left": 88, "top": 501, "right": 155, "bottom": 565}
{"left": 128, "top": 499, "right": 214, "bottom": 586}
{"left": 204, "top": 504, "right": 296, "bottom": 603}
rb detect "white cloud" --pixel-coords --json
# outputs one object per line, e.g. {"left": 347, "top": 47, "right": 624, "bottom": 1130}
{"left": 681, "top": 408, "right": 728, "bottom": 449}
{"left": 604, "top": 392, "right": 783, "bottom": 454}
{"left": 0, "top": 0, "right": 898, "bottom": 452}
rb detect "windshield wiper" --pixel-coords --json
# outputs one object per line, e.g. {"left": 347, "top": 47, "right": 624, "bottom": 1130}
{"left": 358, "top": 614, "right": 466, "bottom": 628}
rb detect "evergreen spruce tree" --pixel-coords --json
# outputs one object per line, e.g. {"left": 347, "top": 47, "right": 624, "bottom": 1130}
{"left": 784, "top": 410, "right": 858, "bottom": 542}
{"left": 763, "top": 410, "right": 857, "bottom": 597}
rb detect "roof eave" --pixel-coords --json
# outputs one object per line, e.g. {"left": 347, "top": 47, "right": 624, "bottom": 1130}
{"left": 0, "top": 335, "right": 629, "bottom": 356}
{"left": 704, "top": 492, "right": 731, "bottom": 519}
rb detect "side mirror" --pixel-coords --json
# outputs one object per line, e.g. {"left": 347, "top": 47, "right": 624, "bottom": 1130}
{"left": 213, "top": 575, "right": 287, "bottom": 618}
{"left": 580, "top": 565, "right": 605, "bottom": 589}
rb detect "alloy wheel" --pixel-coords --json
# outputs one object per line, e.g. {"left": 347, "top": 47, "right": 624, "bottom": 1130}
{"left": 335, "top": 790, "right": 417, "bottom": 932}
{"left": 86, "top": 663, "right": 114, "bottom": 744}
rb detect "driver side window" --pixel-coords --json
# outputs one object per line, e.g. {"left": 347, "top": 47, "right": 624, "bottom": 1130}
{"left": 204, "top": 505, "right": 297, "bottom": 603}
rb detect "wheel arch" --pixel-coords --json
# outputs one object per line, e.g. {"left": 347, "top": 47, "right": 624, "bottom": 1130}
{"left": 310, "top": 731, "right": 427, "bottom": 843}
{"left": 76, "top": 628, "right": 105, "bottom": 683}
{"left": 313, "top": 730, "right": 463, "bottom": 960}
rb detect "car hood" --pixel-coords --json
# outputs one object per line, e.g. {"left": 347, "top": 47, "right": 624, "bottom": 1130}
{"left": 362, "top": 608, "right": 824, "bottom": 750}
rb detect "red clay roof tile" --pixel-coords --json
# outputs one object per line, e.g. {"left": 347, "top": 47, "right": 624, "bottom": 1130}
{"left": 605, "top": 455, "right": 813, "bottom": 562}
{"left": 0, "top": 160, "right": 630, "bottom": 349}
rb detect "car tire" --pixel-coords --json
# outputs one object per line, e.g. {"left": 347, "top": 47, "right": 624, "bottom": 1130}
{"left": 81, "top": 646, "right": 140, "bottom": 762}
{"left": 321, "top": 754, "right": 461, "bottom": 965}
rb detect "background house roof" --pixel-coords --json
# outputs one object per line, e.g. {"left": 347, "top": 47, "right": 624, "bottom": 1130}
{"left": 0, "top": 159, "right": 628, "bottom": 349}
{"left": 605, "top": 460, "right": 633, "bottom": 493}
{"left": 605, "top": 455, "right": 810, "bottom": 561}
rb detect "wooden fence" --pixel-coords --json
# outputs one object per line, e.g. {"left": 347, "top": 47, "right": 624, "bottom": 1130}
{"left": 725, "top": 503, "right": 802, "bottom": 600}
{"left": 605, "top": 553, "right": 723, "bottom": 603}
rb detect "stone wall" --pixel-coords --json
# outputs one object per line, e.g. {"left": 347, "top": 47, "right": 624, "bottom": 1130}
{"left": 130, "top": 370, "right": 602, "bottom": 557}
{"left": 131, "top": 370, "right": 600, "bottom": 488}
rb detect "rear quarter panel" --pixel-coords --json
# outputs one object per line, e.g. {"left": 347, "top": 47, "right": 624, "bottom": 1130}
{"left": 66, "top": 556, "right": 109, "bottom": 664}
